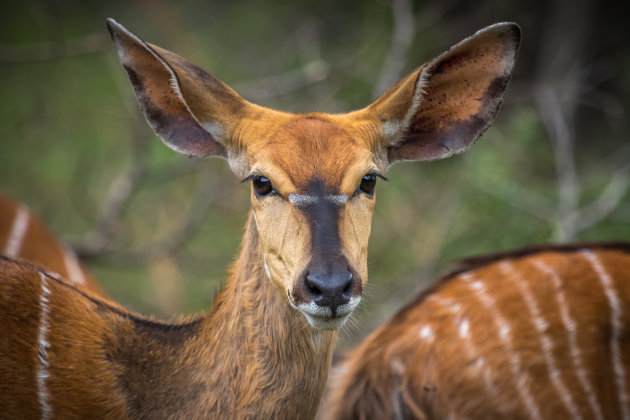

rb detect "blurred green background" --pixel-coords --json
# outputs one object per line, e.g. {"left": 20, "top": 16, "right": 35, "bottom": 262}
{"left": 1, "top": 0, "right": 628, "bottom": 351}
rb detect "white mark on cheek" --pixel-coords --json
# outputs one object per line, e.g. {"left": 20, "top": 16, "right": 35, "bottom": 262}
{"left": 263, "top": 253, "right": 271, "bottom": 280}
{"left": 252, "top": 210, "right": 259, "bottom": 230}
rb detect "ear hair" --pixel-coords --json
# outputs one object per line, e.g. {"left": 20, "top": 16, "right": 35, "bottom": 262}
{"left": 106, "top": 18, "right": 267, "bottom": 164}
{"left": 365, "top": 23, "right": 521, "bottom": 166}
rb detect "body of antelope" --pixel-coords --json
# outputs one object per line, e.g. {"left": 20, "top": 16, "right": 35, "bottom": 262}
{"left": 0, "top": 19, "right": 520, "bottom": 418}
{"left": 325, "top": 243, "right": 630, "bottom": 420}
{"left": 0, "top": 194, "right": 103, "bottom": 295}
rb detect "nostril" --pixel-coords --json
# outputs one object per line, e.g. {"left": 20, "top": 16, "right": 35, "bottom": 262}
{"left": 304, "top": 271, "right": 354, "bottom": 312}
{"left": 342, "top": 275, "right": 352, "bottom": 295}
{"left": 306, "top": 278, "right": 322, "bottom": 297}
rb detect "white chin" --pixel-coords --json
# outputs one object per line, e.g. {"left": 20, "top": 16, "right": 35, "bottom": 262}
{"left": 293, "top": 297, "right": 361, "bottom": 330}
{"left": 302, "top": 312, "right": 352, "bottom": 330}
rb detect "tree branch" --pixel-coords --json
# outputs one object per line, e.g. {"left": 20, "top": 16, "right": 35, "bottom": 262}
{"left": 372, "top": 0, "right": 415, "bottom": 99}
{"left": 535, "top": 84, "right": 580, "bottom": 240}
{"left": 575, "top": 161, "right": 630, "bottom": 231}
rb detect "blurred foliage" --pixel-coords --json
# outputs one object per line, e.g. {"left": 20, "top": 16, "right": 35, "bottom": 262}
{"left": 1, "top": 0, "right": 629, "bottom": 351}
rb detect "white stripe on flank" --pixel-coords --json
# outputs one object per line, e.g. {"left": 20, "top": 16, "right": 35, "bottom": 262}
{"left": 582, "top": 250, "right": 630, "bottom": 420}
{"left": 500, "top": 261, "right": 581, "bottom": 420}
{"left": 462, "top": 273, "right": 543, "bottom": 420}
{"left": 429, "top": 294, "right": 498, "bottom": 398}
{"left": 37, "top": 273, "right": 53, "bottom": 420}
{"left": 3, "top": 204, "right": 30, "bottom": 257}
{"left": 418, "top": 325, "right": 434, "bottom": 342}
{"left": 459, "top": 318, "right": 470, "bottom": 339}
{"left": 532, "top": 259, "right": 605, "bottom": 420}
{"left": 63, "top": 246, "right": 85, "bottom": 286}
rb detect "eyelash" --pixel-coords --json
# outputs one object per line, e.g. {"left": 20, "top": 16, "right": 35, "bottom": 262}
{"left": 242, "top": 175, "right": 276, "bottom": 198}
{"left": 355, "top": 173, "right": 386, "bottom": 196}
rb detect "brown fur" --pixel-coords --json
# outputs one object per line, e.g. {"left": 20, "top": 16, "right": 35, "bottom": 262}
{"left": 245, "top": 116, "right": 378, "bottom": 294}
{"left": 0, "top": 21, "right": 520, "bottom": 418}
{"left": 105, "top": 18, "right": 519, "bottom": 313}
{"left": 0, "top": 216, "right": 337, "bottom": 419}
{"left": 325, "top": 244, "right": 630, "bottom": 419}
{"left": 0, "top": 194, "right": 105, "bottom": 295}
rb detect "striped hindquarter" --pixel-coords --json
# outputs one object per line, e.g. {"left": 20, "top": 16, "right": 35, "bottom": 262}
{"left": 1, "top": 19, "right": 524, "bottom": 418}
{"left": 0, "top": 19, "right": 524, "bottom": 418}
{"left": 326, "top": 244, "right": 630, "bottom": 420}
{"left": 0, "top": 195, "right": 104, "bottom": 295}
{"left": 0, "top": 258, "right": 127, "bottom": 419}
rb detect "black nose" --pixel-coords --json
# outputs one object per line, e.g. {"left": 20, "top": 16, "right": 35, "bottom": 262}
{"left": 304, "top": 271, "right": 353, "bottom": 314}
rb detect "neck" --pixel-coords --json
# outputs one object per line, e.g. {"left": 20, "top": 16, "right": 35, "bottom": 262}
{"left": 119, "top": 212, "right": 338, "bottom": 418}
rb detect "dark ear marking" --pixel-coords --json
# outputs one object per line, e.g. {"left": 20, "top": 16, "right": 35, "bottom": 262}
{"left": 366, "top": 23, "right": 521, "bottom": 165}
{"left": 106, "top": 18, "right": 259, "bottom": 160}
{"left": 106, "top": 19, "right": 227, "bottom": 158}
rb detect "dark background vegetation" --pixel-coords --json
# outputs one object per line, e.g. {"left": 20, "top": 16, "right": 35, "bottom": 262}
{"left": 1, "top": 0, "right": 628, "bottom": 350}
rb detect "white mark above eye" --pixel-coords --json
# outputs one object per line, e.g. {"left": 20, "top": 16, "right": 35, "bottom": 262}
{"left": 288, "top": 194, "right": 348, "bottom": 207}
{"left": 325, "top": 194, "right": 348, "bottom": 205}
{"left": 288, "top": 194, "right": 319, "bottom": 206}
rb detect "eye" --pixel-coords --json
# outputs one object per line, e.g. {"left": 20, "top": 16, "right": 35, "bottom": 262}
{"left": 252, "top": 176, "right": 273, "bottom": 197}
{"left": 358, "top": 174, "right": 377, "bottom": 195}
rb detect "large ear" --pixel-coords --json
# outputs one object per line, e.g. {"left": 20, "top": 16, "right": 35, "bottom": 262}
{"left": 365, "top": 23, "right": 521, "bottom": 165}
{"left": 105, "top": 18, "right": 255, "bottom": 165}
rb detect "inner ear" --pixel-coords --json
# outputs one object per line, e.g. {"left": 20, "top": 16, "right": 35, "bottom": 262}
{"left": 363, "top": 23, "right": 521, "bottom": 165}
{"left": 396, "top": 23, "right": 520, "bottom": 162}
{"left": 107, "top": 18, "right": 287, "bottom": 180}
{"left": 107, "top": 19, "right": 229, "bottom": 158}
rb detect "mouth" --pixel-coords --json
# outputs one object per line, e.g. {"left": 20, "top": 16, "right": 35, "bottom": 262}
{"left": 290, "top": 296, "right": 361, "bottom": 330}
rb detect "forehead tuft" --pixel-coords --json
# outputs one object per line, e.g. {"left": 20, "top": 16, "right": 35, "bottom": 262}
{"left": 255, "top": 116, "right": 369, "bottom": 191}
